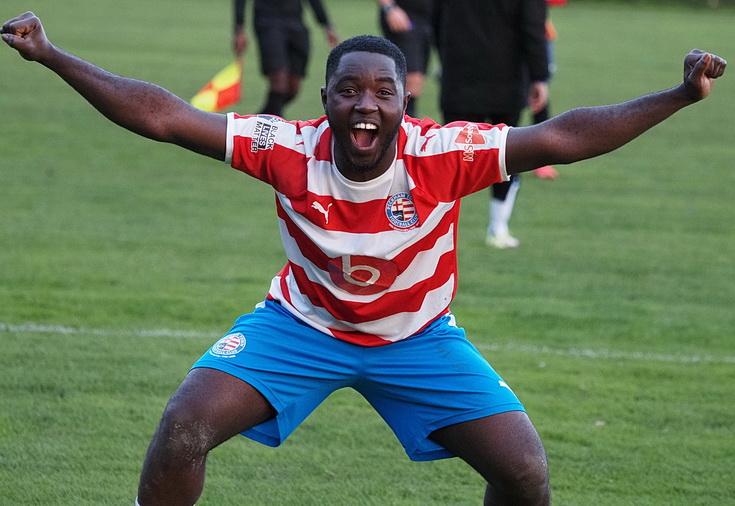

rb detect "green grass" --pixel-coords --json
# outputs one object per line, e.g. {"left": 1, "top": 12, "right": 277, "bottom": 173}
{"left": 2, "top": 0, "right": 735, "bottom": 504}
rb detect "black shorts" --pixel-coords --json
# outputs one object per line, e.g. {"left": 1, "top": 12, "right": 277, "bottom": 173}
{"left": 381, "top": 17, "right": 433, "bottom": 74}
{"left": 254, "top": 16, "right": 310, "bottom": 77}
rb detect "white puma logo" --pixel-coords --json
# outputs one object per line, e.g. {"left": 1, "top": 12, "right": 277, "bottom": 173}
{"left": 311, "top": 201, "right": 333, "bottom": 223}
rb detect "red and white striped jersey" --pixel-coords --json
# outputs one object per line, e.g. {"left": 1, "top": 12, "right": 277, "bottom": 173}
{"left": 226, "top": 113, "right": 510, "bottom": 346}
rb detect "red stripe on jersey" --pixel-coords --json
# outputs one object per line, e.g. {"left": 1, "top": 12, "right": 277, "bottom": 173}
{"left": 286, "top": 253, "right": 456, "bottom": 324}
{"left": 328, "top": 329, "right": 400, "bottom": 347}
{"left": 312, "top": 127, "right": 333, "bottom": 162}
{"left": 293, "top": 191, "right": 393, "bottom": 233}
{"left": 231, "top": 138, "right": 306, "bottom": 196}
{"left": 275, "top": 199, "right": 330, "bottom": 266}
{"left": 328, "top": 310, "right": 450, "bottom": 347}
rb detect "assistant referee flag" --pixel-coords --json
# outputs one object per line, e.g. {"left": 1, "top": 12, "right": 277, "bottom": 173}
{"left": 190, "top": 59, "right": 243, "bottom": 113}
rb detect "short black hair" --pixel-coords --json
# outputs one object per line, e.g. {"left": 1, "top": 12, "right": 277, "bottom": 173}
{"left": 325, "top": 35, "right": 407, "bottom": 88}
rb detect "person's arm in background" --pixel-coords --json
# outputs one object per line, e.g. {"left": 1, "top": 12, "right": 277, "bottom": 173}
{"left": 233, "top": 0, "right": 248, "bottom": 56}
{"left": 378, "top": 0, "right": 413, "bottom": 33}
{"left": 524, "top": 0, "right": 550, "bottom": 114}
{"left": 306, "top": 0, "right": 339, "bottom": 48}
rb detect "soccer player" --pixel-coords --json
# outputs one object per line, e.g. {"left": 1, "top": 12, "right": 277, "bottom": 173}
{"left": 2, "top": 11, "right": 726, "bottom": 506}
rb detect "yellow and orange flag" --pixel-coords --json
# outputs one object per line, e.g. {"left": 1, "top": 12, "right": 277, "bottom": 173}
{"left": 190, "top": 59, "right": 243, "bottom": 113}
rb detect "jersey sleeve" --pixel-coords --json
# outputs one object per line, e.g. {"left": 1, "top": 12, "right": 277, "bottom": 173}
{"left": 226, "top": 112, "right": 316, "bottom": 194}
{"left": 401, "top": 118, "right": 511, "bottom": 201}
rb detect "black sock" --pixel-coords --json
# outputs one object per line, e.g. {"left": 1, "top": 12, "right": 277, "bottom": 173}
{"left": 259, "top": 91, "right": 288, "bottom": 116}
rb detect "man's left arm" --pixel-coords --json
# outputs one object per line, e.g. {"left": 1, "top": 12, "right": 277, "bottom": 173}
{"left": 505, "top": 50, "right": 727, "bottom": 174}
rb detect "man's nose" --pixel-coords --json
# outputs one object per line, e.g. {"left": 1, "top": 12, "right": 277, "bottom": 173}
{"left": 355, "top": 92, "right": 378, "bottom": 112}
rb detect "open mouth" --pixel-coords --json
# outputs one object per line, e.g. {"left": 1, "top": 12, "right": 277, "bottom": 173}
{"left": 351, "top": 122, "right": 379, "bottom": 150}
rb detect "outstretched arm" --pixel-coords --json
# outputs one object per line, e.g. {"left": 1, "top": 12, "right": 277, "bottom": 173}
{"left": 2, "top": 12, "right": 227, "bottom": 161}
{"left": 505, "top": 50, "right": 727, "bottom": 174}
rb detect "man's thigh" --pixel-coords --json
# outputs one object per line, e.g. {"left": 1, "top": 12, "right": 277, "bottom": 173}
{"left": 358, "top": 315, "right": 526, "bottom": 461}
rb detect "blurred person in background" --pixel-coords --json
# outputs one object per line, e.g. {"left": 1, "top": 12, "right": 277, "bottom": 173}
{"left": 532, "top": 0, "right": 569, "bottom": 180}
{"left": 435, "top": 0, "right": 549, "bottom": 248}
{"left": 376, "top": 0, "right": 434, "bottom": 117}
{"left": 233, "top": 0, "right": 339, "bottom": 117}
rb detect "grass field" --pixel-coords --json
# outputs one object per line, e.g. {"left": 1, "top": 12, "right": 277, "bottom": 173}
{"left": 1, "top": 0, "right": 734, "bottom": 504}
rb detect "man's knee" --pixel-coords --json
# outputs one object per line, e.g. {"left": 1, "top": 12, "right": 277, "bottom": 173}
{"left": 152, "top": 397, "right": 220, "bottom": 460}
{"left": 486, "top": 453, "right": 550, "bottom": 505}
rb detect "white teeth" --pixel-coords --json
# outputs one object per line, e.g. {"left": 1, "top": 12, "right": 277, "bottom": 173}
{"left": 353, "top": 123, "right": 377, "bottom": 130}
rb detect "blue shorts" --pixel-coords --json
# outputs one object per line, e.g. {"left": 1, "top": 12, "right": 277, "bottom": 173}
{"left": 192, "top": 300, "right": 524, "bottom": 461}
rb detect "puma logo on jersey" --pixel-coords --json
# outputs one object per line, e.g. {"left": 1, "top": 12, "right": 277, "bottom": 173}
{"left": 312, "top": 201, "right": 333, "bottom": 223}
{"left": 420, "top": 134, "right": 436, "bottom": 152}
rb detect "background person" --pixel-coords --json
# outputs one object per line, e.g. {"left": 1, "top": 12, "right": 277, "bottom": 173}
{"left": 532, "top": 0, "right": 569, "bottom": 180}
{"left": 233, "top": 0, "right": 339, "bottom": 117}
{"left": 376, "top": 0, "right": 434, "bottom": 117}
{"left": 435, "top": 0, "right": 549, "bottom": 248}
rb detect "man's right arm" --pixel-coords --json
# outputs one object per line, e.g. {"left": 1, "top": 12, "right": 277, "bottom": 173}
{"left": 2, "top": 12, "right": 227, "bottom": 161}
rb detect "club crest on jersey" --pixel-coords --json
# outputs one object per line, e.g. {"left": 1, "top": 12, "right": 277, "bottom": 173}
{"left": 386, "top": 193, "right": 419, "bottom": 230}
{"left": 210, "top": 332, "right": 247, "bottom": 357}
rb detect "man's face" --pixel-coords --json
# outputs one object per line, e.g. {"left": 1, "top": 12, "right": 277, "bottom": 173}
{"left": 321, "top": 51, "right": 408, "bottom": 182}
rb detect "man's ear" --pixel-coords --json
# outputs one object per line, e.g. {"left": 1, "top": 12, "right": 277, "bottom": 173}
{"left": 403, "top": 92, "right": 412, "bottom": 113}
{"left": 321, "top": 87, "right": 328, "bottom": 113}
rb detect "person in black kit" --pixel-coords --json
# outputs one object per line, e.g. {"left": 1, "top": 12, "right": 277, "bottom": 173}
{"left": 233, "top": 0, "right": 339, "bottom": 117}
{"left": 376, "top": 0, "right": 434, "bottom": 118}
{"left": 435, "top": 0, "right": 549, "bottom": 248}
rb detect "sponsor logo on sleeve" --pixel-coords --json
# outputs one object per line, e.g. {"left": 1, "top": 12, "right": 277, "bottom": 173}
{"left": 453, "top": 123, "right": 486, "bottom": 162}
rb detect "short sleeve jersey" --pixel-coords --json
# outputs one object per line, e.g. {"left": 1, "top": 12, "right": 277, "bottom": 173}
{"left": 225, "top": 113, "right": 510, "bottom": 346}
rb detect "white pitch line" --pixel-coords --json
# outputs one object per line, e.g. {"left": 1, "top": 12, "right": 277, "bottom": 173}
{"left": 2, "top": 321, "right": 734, "bottom": 365}
{"left": 474, "top": 342, "right": 735, "bottom": 365}
{"left": 0, "top": 321, "right": 213, "bottom": 339}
